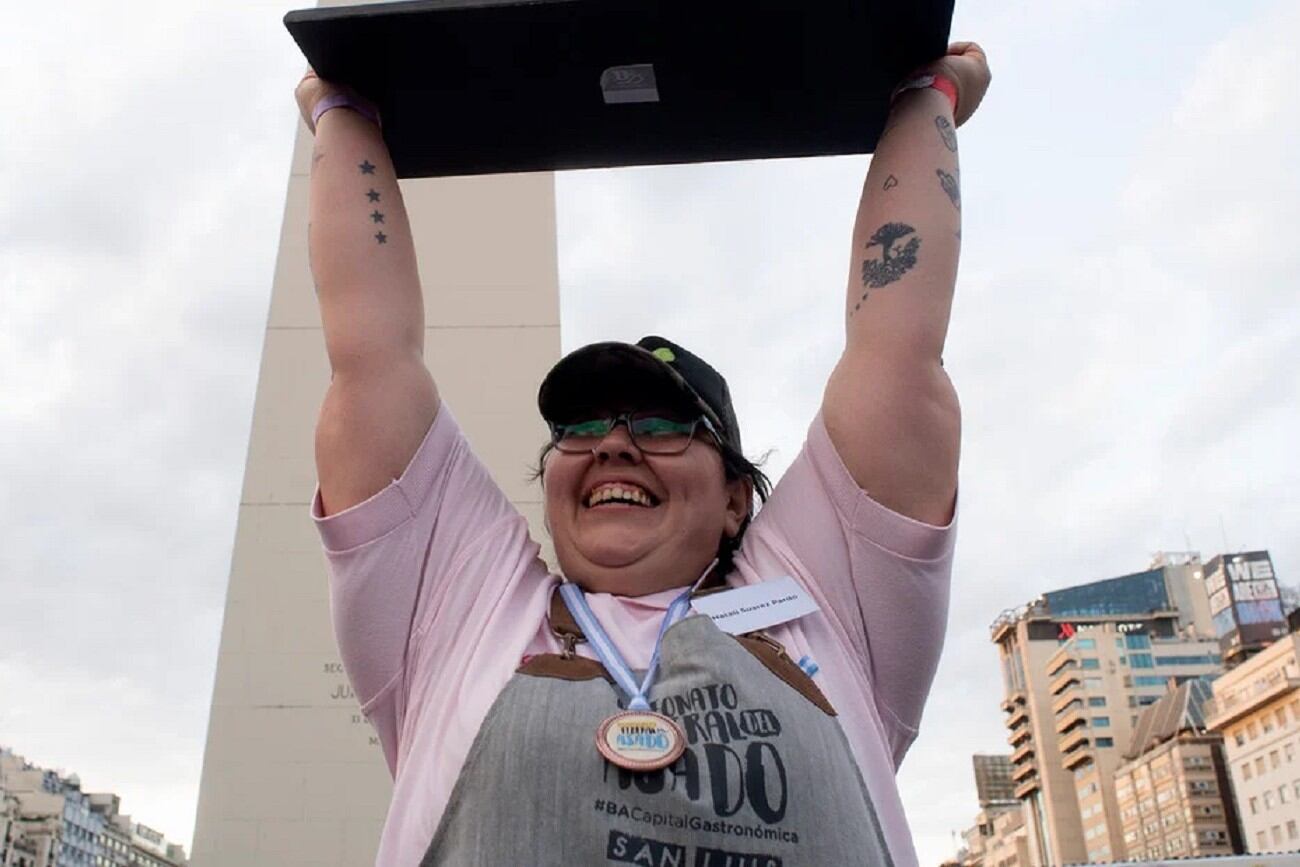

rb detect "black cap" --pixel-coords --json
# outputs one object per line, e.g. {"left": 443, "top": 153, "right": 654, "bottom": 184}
{"left": 537, "top": 336, "right": 743, "bottom": 454}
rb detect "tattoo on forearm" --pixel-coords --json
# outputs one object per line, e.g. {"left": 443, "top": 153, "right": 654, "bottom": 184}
{"left": 366, "top": 188, "right": 381, "bottom": 202}
{"left": 358, "top": 160, "right": 376, "bottom": 175}
{"left": 374, "top": 231, "right": 388, "bottom": 244}
{"left": 853, "top": 222, "right": 921, "bottom": 314}
{"left": 935, "top": 116, "right": 957, "bottom": 152}
{"left": 370, "top": 210, "right": 385, "bottom": 224}
{"left": 883, "top": 174, "right": 899, "bottom": 191}
{"left": 936, "top": 168, "right": 960, "bottom": 210}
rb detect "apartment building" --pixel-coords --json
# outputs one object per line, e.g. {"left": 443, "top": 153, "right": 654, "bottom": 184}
{"left": 1113, "top": 677, "right": 1243, "bottom": 860}
{"left": 1206, "top": 632, "right": 1300, "bottom": 853}
{"left": 991, "top": 556, "right": 1220, "bottom": 864}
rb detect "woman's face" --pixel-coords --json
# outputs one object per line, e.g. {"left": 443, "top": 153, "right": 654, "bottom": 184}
{"left": 542, "top": 407, "right": 749, "bottom": 596}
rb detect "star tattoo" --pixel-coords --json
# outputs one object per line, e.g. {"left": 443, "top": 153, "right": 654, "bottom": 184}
{"left": 374, "top": 231, "right": 387, "bottom": 244}
{"left": 359, "top": 160, "right": 376, "bottom": 175}
{"left": 370, "top": 210, "right": 385, "bottom": 224}
{"left": 366, "top": 189, "right": 381, "bottom": 202}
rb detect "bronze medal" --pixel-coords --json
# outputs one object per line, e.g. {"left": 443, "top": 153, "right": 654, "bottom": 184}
{"left": 596, "top": 710, "right": 686, "bottom": 771}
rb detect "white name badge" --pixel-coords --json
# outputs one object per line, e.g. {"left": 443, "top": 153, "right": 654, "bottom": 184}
{"left": 691, "top": 576, "right": 820, "bottom": 635}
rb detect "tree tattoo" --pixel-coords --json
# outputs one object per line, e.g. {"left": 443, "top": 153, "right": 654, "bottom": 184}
{"left": 861, "top": 223, "right": 920, "bottom": 288}
{"left": 936, "top": 168, "right": 960, "bottom": 210}
{"left": 935, "top": 116, "right": 957, "bottom": 152}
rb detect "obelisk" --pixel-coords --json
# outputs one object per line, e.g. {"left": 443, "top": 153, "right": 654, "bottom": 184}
{"left": 191, "top": 56, "right": 561, "bottom": 866}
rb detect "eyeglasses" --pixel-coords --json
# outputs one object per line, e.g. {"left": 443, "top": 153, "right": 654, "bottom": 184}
{"left": 548, "top": 411, "right": 720, "bottom": 455}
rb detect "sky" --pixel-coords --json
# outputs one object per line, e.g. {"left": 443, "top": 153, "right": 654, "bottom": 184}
{"left": 1, "top": 1, "right": 1297, "bottom": 865}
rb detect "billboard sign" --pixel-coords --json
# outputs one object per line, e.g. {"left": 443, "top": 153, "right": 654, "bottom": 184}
{"left": 1206, "top": 551, "right": 1285, "bottom": 656}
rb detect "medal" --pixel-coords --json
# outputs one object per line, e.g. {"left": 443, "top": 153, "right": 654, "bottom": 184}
{"left": 560, "top": 577, "right": 704, "bottom": 772}
{"left": 596, "top": 710, "right": 686, "bottom": 771}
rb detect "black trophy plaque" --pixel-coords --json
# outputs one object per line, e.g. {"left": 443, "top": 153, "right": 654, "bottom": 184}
{"left": 285, "top": 0, "right": 954, "bottom": 178}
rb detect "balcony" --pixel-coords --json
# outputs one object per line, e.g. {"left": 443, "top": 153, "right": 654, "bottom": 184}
{"left": 1014, "top": 775, "right": 1041, "bottom": 799}
{"left": 1050, "top": 666, "right": 1082, "bottom": 697}
{"left": 1011, "top": 758, "right": 1038, "bottom": 783}
{"left": 1063, "top": 742, "right": 1095, "bottom": 770}
{"left": 1056, "top": 706, "right": 1087, "bottom": 736}
{"left": 1046, "top": 648, "right": 1074, "bottom": 677}
{"left": 1008, "top": 724, "right": 1032, "bottom": 748}
{"left": 1007, "top": 703, "right": 1029, "bottom": 728}
{"left": 1001, "top": 689, "right": 1027, "bottom": 713}
{"left": 1060, "top": 726, "right": 1090, "bottom": 754}
{"left": 1204, "top": 668, "right": 1300, "bottom": 730}
{"left": 1011, "top": 740, "right": 1036, "bottom": 765}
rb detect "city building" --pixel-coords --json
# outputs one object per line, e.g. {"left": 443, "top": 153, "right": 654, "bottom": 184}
{"left": 1205, "top": 630, "right": 1300, "bottom": 853}
{"left": 1203, "top": 551, "right": 1288, "bottom": 669}
{"left": 990, "top": 554, "right": 1224, "bottom": 864}
{"left": 973, "top": 754, "right": 1017, "bottom": 810}
{"left": 0, "top": 749, "right": 186, "bottom": 867}
{"left": 956, "top": 756, "right": 1028, "bottom": 867}
{"left": 1113, "top": 676, "right": 1243, "bottom": 860}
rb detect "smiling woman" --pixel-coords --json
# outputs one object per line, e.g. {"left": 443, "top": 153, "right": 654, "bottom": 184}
{"left": 298, "top": 42, "right": 988, "bottom": 867}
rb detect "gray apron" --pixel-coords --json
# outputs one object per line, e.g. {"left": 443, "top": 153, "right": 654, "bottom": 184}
{"left": 421, "top": 588, "right": 895, "bottom": 866}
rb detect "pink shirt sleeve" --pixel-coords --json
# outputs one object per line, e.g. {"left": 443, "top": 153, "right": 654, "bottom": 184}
{"left": 311, "top": 403, "right": 537, "bottom": 771}
{"left": 742, "top": 412, "right": 955, "bottom": 753}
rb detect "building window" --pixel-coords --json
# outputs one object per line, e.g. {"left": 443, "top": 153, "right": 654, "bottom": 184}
{"left": 1125, "top": 633, "right": 1152, "bottom": 650}
{"left": 1264, "top": 790, "right": 1275, "bottom": 809}
{"left": 1258, "top": 830, "right": 1268, "bottom": 849}
{"left": 1130, "top": 653, "right": 1155, "bottom": 669}
{"left": 1257, "top": 757, "right": 1267, "bottom": 774}
{"left": 1248, "top": 797, "right": 1258, "bottom": 815}
{"left": 1134, "top": 676, "right": 1167, "bottom": 686}
{"left": 1277, "top": 708, "right": 1288, "bottom": 728}
{"left": 1271, "top": 750, "right": 1281, "bottom": 769}
{"left": 1236, "top": 730, "right": 1246, "bottom": 746}
{"left": 1273, "top": 825, "right": 1283, "bottom": 846}
{"left": 1281, "top": 785, "right": 1290, "bottom": 804}
{"left": 1245, "top": 763, "right": 1254, "bottom": 779}
{"left": 1089, "top": 697, "right": 1107, "bottom": 707}
{"left": 1286, "top": 742, "right": 1296, "bottom": 762}
{"left": 1081, "top": 658, "right": 1101, "bottom": 670}
{"left": 1288, "top": 820, "right": 1297, "bottom": 840}
{"left": 1077, "top": 638, "right": 1096, "bottom": 649}
{"left": 1097, "top": 737, "right": 1115, "bottom": 747}
{"left": 1249, "top": 722, "right": 1260, "bottom": 739}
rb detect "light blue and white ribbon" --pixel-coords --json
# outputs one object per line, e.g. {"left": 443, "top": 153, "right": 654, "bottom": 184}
{"left": 559, "top": 583, "right": 694, "bottom": 711}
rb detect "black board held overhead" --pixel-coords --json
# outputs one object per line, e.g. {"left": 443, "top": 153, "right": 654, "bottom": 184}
{"left": 284, "top": 0, "right": 954, "bottom": 179}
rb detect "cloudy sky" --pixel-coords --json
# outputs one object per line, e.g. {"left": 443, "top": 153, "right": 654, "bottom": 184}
{"left": 2, "top": 1, "right": 1297, "bottom": 864}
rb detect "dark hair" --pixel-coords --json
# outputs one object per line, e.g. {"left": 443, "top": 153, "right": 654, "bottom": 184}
{"left": 529, "top": 435, "right": 772, "bottom": 579}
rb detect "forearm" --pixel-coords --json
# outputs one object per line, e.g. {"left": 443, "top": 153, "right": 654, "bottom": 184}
{"left": 844, "top": 87, "right": 961, "bottom": 363}
{"left": 309, "top": 108, "right": 425, "bottom": 373}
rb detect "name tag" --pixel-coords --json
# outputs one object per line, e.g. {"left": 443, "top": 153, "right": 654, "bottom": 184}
{"left": 691, "top": 576, "right": 820, "bottom": 635}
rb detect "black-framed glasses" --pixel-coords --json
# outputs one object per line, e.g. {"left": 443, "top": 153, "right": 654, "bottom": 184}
{"left": 548, "top": 411, "right": 720, "bottom": 455}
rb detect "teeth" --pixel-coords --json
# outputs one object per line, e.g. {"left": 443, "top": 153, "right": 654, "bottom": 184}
{"left": 586, "top": 483, "right": 653, "bottom": 507}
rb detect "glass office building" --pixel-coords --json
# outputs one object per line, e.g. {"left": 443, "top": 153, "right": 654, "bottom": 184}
{"left": 1044, "top": 568, "right": 1171, "bottom": 618}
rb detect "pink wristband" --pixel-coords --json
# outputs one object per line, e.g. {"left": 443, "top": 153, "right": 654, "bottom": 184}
{"left": 890, "top": 73, "right": 959, "bottom": 116}
{"left": 310, "top": 93, "right": 381, "bottom": 132}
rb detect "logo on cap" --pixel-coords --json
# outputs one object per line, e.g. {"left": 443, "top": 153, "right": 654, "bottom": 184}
{"left": 652, "top": 347, "right": 676, "bottom": 363}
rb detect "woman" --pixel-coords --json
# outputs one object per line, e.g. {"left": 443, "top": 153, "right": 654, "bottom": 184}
{"left": 299, "top": 42, "right": 990, "bottom": 866}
